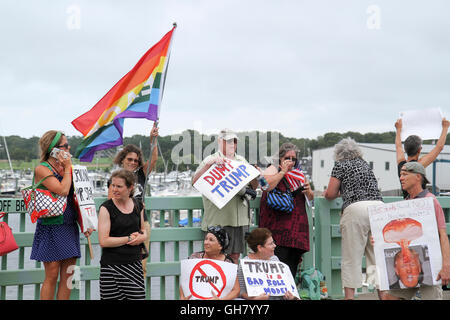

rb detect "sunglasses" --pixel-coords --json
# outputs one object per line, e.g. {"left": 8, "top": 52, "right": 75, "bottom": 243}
{"left": 126, "top": 157, "right": 139, "bottom": 163}
{"left": 207, "top": 226, "right": 224, "bottom": 233}
{"left": 56, "top": 143, "right": 69, "bottom": 149}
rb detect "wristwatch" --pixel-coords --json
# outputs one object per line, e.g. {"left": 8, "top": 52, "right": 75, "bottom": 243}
{"left": 128, "top": 235, "right": 132, "bottom": 242}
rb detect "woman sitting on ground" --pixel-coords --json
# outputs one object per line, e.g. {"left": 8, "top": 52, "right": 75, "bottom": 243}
{"left": 179, "top": 225, "right": 240, "bottom": 300}
{"left": 237, "top": 228, "right": 299, "bottom": 300}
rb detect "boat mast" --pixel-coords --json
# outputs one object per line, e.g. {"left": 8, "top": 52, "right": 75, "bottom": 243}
{"left": 2, "top": 136, "right": 14, "bottom": 175}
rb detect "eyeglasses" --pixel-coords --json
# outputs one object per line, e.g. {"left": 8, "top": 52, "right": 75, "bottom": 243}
{"left": 56, "top": 143, "right": 69, "bottom": 149}
{"left": 284, "top": 157, "right": 297, "bottom": 162}
{"left": 126, "top": 157, "right": 139, "bottom": 163}
{"left": 264, "top": 240, "right": 276, "bottom": 247}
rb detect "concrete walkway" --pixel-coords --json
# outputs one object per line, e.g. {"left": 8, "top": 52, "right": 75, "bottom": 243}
{"left": 354, "top": 290, "right": 450, "bottom": 300}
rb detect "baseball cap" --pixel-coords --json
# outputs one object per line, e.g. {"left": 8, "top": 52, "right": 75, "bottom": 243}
{"left": 218, "top": 128, "right": 239, "bottom": 141}
{"left": 403, "top": 162, "right": 430, "bottom": 184}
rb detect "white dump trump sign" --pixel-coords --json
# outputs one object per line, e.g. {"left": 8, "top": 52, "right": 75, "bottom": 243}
{"left": 193, "top": 159, "right": 259, "bottom": 209}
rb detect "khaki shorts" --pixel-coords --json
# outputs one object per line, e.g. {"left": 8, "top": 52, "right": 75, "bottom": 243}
{"left": 340, "top": 200, "right": 383, "bottom": 289}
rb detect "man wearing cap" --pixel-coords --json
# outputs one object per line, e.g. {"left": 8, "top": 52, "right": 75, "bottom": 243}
{"left": 192, "top": 129, "right": 258, "bottom": 264}
{"left": 384, "top": 162, "right": 450, "bottom": 299}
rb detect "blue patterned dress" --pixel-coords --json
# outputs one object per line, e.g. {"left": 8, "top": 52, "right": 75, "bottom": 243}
{"left": 30, "top": 167, "right": 81, "bottom": 262}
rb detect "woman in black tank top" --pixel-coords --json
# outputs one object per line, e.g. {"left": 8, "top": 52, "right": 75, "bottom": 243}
{"left": 98, "top": 169, "right": 147, "bottom": 300}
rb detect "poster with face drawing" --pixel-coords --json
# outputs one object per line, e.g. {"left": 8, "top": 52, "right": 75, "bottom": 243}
{"left": 368, "top": 198, "right": 442, "bottom": 291}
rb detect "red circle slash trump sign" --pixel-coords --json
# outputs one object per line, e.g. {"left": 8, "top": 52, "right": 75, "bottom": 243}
{"left": 180, "top": 258, "right": 237, "bottom": 300}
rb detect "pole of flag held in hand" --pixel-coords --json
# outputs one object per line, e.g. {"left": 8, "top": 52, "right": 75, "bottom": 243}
{"left": 143, "top": 22, "right": 177, "bottom": 202}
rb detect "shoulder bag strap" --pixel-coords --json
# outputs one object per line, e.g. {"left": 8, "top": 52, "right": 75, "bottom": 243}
{"left": 276, "top": 167, "right": 292, "bottom": 193}
{"left": 281, "top": 177, "right": 292, "bottom": 193}
{"left": 23, "top": 174, "right": 54, "bottom": 191}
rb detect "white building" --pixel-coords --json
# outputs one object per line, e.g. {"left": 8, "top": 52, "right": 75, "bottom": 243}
{"left": 312, "top": 143, "right": 450, "bottom": 195}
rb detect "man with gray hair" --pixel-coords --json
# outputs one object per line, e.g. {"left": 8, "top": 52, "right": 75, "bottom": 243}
{"left": 395, "top": 118, "right": 449, "bottom": 198}
{"left": 383, "top": 161, "right": 450, "bottom": 299}
{"left": 192, "top": 128, "right": 258, "bottom": 263}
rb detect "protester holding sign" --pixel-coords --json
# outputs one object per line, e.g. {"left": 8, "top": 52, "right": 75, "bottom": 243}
{"left": 259, "top": 143, "right": 313, "bottom": 279}
{"left": 395, "top": 116, "right": 449, "bottom": 198}
{"left": 237, "top": 228, "right": 299, "bottom": 300}
{"left": 98, "top": 169, "right": 147, "bottom": 300}
{"left": 30, "top": 130, "right": 93, "bottom": 300}
{"left": 323, "top": 138, "right": 384, "bottom": 300}
{"left": 179, "top": 226, "right": 240, "bottom": 300}
{"left": 381, "top": 162, "right": 450, "bottom": 300}
{"left": 108, "top": 125, "right": 158, "bottom": 278}
{"left": 192, "top": 129, "right": 258, "bottom": 263}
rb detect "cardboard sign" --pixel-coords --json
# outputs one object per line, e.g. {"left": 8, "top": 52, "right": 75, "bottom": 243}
{"left": 72, "top": 165, "right": 98, "bottom": 233}
{"left": 368, "top": 198, "right": 442, "bottom": 291}
{"left": 193, "top": 158, "right": 259, "bottom": 209}
{"left": 399, "top": 108, "right": 443, "bottom": 141}
{"left": 240, "top": 259, "right": 300, "bottom": 298}
{"left": 180, "top": 258, "right": 237, "bottom": 300}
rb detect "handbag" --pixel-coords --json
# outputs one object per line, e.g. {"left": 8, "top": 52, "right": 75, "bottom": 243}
{"left": 266, "top": 178, "right": 294, "bottom": 213}
{"left": 21, "top": 175, "right": 67, "bottom": 223}
{"left": 140, "top": 242, "right": 149, "bottom": 260}
{"left": 132, "top": 198, "right": 149, "bottom": 260}
{"left": 0, "top": 212, "right": 19, "bottom": 256}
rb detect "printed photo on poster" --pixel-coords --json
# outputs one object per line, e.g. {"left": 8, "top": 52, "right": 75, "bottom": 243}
{"left": 384, "top": 245, "right": 433, "bottom": 289}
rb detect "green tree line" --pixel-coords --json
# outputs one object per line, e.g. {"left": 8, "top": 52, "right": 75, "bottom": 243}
{"left": 1, "top": 130, "right": 448, "bottom": 172}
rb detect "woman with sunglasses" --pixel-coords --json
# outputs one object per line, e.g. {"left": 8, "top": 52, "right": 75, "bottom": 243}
{"left": 30, "top": 130, "right": 93, "bottom": 300}
{"left": 108, "top": 125, "right": 158, "bottom": 279}
{"left": 179, "top": 225, "right": 240, "bottom": 300}
{"left": 111, "top": 125, "right": 159, "bottom": 202}
{"left": 259, "top": 142, "right": 314, "bottom": 280}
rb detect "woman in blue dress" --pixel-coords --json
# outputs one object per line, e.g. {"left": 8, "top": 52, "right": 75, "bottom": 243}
{"left": 30, "top": 130, "right": 93, "bottom": 300}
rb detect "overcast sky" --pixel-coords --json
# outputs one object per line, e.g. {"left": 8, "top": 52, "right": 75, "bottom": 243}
{"left": 1, "top": 0, "right": 449, "bottom": 141}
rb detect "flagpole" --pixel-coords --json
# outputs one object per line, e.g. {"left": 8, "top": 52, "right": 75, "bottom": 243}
{"left": 143, "top": 120, "right": 158, "bottom": 203}
{"left": 142, "top": 22, "right": 177, "bottom": 205}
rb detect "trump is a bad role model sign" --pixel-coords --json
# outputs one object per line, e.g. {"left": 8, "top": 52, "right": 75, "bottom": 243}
{"left": 240, "top": 259, "right": 300, "bottom": 298}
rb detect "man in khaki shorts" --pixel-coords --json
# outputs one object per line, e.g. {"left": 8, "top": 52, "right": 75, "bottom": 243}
{"left": 384, "top": 162, "right": 450, "bottom": 300}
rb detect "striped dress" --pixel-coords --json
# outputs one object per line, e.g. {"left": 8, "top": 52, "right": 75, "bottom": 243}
{"left": 100, "top": 261, "right": 145, "bottom": 300}
{"left": 99, "top": 199, "right": 145, "bottom": 300}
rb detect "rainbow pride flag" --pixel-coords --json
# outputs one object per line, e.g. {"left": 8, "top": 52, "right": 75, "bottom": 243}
{"left": 72, "top": 25, "right": 176, "bottom": 162}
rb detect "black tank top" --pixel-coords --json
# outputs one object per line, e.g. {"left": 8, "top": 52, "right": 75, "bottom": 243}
{"left": 100, "top": 199, "right": 142, "bottom": 265}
